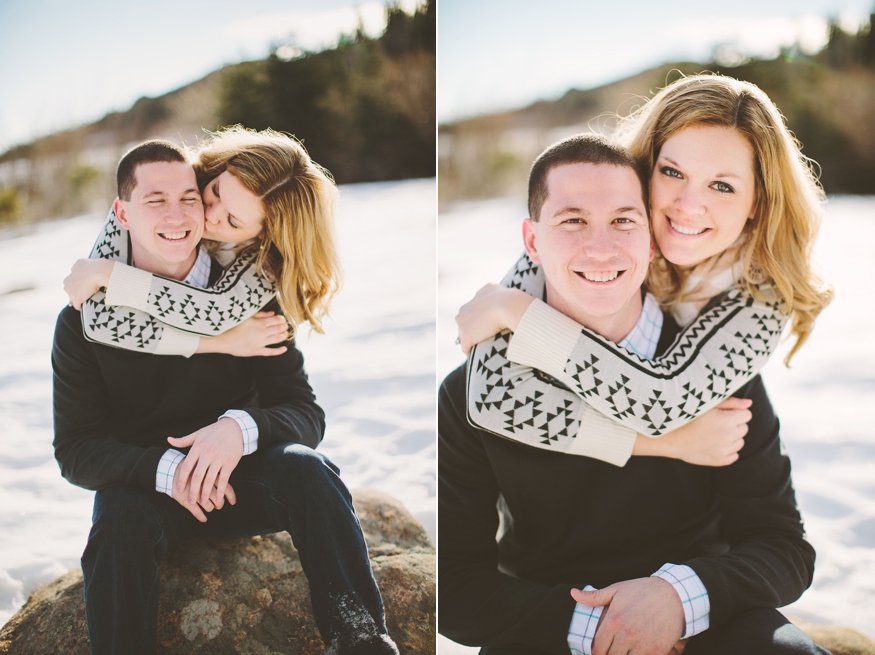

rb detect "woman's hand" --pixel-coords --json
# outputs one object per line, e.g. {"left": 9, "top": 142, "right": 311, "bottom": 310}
{"left": 632, "top": 397, "right": 753, "bottom": 466}
{"left": 196, "top": 311, "right": 290, "bottom": 357}
{"left": 64, "top": 258, "right": 114, "bottom": 310}
{"left": 455, "top": 284, "right": 534, "bottom": 354}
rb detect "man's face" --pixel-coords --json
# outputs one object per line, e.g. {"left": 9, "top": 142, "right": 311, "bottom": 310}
{"left": 114, "top": 161, "right": 204, "bottom": 278}
{"left": 524, "top": 162, "right": 653, "bottom": 333}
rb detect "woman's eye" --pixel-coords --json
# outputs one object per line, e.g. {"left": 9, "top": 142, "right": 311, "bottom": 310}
{"left": 211, "top": 183, "right": 220, "bottom": 199}
{"left": 660, "top": 166, "right": 682, "bottom": 179}
{"left": 228, "top": 216, "right": 239, "bottom": 229}
{"left": 713, "top": 181, "right": 735, "bottom": 193}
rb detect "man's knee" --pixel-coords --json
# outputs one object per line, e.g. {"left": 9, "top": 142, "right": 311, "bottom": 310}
{"left": 85, "top": 485, "right": 165, "bottom": 558}
{"left": 687, "top": 609, "right": 829, "bottom": 655}
{"left": 263, "top": 443, "right": 341, "bottom": 488}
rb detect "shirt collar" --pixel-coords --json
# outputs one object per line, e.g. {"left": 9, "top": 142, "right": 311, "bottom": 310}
{"left": 618, "top": 292, "right": 663, "bottom": 361}
{"left": 182, "top": 246, "right": 212, "bottom": 289}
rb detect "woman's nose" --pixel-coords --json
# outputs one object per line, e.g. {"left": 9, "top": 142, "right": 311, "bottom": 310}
{"left": 674, "top": 185, "right": 706, "bottom": 216}
{"left": 204, "top": 205, "right": 220, "bottom": 225}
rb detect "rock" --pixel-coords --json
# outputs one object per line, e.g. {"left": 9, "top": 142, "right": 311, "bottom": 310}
{"left": 792, "top": 617, "right": 875, "bottom": 655}
{"left": 0, "top": 488, "right": 435, "bottom": 655}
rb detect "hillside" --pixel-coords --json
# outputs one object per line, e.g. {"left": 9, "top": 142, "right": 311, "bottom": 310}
{"left": 439, "top": 57, "right": 875, "bottom": 205}
{"left": 0, "top": 1, "right": 434, "bottom": 226}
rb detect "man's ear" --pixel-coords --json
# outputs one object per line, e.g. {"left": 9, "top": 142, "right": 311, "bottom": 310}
{"left": 522, "top": 219, "right": 541, "bottom": 265}
{"left": 113, "top": 198, "right": 130, "bottom": 231}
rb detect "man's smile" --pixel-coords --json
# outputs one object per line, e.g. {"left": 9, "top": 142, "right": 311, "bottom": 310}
{"left": 575, "top": 269, "right": 625, "bottom": 283}
{"left": 158, "top": 230, "right": 193, "bottom": 241}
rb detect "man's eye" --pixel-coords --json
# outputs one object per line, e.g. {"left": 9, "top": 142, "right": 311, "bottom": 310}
{"left": 183, "top": 197, "right": 200, "bottom": 204}
{"left": 713, "top": 181, "right": 735, "bottom": 193}
{"left": 148, "top": 199, "right": 164, "bottom": 204}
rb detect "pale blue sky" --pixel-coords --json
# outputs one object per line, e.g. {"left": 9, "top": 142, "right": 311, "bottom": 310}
{"left": 439, "top": 0, "right": 873, "bottom": 123}
{"left": 0, "top": 0, "right": 419, "bottom": 153}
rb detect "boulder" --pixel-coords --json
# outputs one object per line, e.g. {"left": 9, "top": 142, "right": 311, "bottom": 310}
{"left": 792, "top": 617, "right": 875, "bottom": 655}
{"left": 0, "top": 488, "right": 434, "bottom": 655}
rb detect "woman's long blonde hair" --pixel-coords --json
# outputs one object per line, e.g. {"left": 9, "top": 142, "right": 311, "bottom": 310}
{"left": 618, "top": 73, "right": 833, "bottom": 363}
{"left": 195, "top": 126, "right": 341, "bottom": 334}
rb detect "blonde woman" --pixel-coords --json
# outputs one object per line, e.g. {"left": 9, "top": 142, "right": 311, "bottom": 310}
{"left": 65, "top": 126, "right": 341, "bottom": 358}
{"left": 456, "top": 73, "right": 832, "bottom": 467}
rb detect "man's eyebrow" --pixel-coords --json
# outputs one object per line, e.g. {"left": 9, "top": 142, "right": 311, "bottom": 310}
{"left": 553, "top": 206, "right": 591, "bottom": 217}
{"left": 659, "top": 155, "right": 744, "bottom": 180}
{"left": 616, "top": 206, "right": 645, "bottom": 216}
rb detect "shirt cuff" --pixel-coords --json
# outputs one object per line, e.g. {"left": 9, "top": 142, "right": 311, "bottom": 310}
{"left": 105, "top": 263, "right": 153, "bottom": 310}
{"left": 573, "top": 408, "right": 637, "bottom": 467}
{"left": 220, "top": 409, "right": 258, "bottom": 455}
{"left": 653, "top": 563, "right": 710, "bottom": 639}
{"left": 507, "top": 299, "right": 582, "bottom": 381}
{"left": 153, "top": 325, "right": 200, "bottom": 357}
{"left": 155, "top": 449, "right": 185, "bottom": 496}
{"left": 567, "top": 586, "right": 603, "bottom": 655}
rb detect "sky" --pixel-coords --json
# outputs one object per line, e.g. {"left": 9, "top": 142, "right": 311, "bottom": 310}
{"left": 439, "top": 0, "right": 874, "bottom": 123}
{"left": 0, "top": 0, "right": 419, "bottom": 154}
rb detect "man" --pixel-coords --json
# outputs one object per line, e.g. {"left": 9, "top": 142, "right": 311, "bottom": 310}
{"left": 52, "top": 140, "right": 397, "bottom": 655}
{"left": 438, "top": 134, "right": 825, "bottom": 655}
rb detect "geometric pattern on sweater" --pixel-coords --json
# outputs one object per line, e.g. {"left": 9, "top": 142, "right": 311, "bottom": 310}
{"left": 467, "top": 330, "right": 584, "bottom": 450}
{"left": 81, "top": 207, "right": 276, "bottom": 353}
{"left": 467, "top": 253, "right": 788, "bottom": 452}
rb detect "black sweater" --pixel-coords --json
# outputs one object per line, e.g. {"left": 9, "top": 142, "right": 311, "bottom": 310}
{"left": 52, "top": 302, "right": 325, "bottom": 493}
{"left": 438, "top": 314, "right": 814, "bottom": 653}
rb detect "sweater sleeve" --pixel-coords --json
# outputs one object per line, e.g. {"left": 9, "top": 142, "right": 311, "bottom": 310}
{"left": 80, "top": 206, "right": 276, "bottom": 355}
{"left": 466, "top": 253, "right": 788, "bottom": 466}
{"left": 52, "top": 307, "right": 167, "bottom": 491}
{"left": 683, "top": 375, "right": 815, "bottom": 628}
{"left": 439, "top": 367, "right": 578, "bottom": 654}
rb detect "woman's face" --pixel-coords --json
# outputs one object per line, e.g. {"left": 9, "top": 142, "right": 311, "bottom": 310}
{"left": 649, "top": 124, "right": 757, "bottom": 268}
{"left": 202, "top": 171, "right": 265, "bottom": 244}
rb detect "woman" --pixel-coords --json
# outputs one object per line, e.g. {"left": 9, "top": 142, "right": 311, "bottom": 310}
{"left": 64, "top": 125, "right": 340, "bottom": 358}
{"left": 456, "top": 73, "right": 832, "bottom": 467}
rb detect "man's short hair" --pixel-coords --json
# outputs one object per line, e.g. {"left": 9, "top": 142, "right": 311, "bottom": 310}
{"left": 528, "top": 133, "right": 648, "bottom": 221}
{"left": 117, "top": 140, "right": 189, "bottom": 201}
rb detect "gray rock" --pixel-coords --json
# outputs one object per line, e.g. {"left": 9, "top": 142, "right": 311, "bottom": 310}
{"left": 792, "top": 617, "right": 875, "bottom": 655}
{"left": 0, "top": 488, "right": 435, "bottom": 655}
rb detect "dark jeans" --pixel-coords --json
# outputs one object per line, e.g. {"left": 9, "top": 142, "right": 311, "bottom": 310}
{"left": 479, "top": 608, "right": 829, "bottom": 655}
{"left": 82, "top": 442, "right": 390, "bottom": 655}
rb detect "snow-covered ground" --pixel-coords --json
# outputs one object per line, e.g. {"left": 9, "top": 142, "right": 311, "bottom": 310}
{"left": 438, "top": 195, "right": 875, "bottom": 653}
{"left": 0, "top": 178, "right": 436, "bottom": 626}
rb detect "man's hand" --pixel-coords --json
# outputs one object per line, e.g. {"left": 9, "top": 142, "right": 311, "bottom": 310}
{"left": 168, "top": 418, "right": 244, "bottom": 507}
{"left": 571, "top": 577, "right": 685, "bottom": 655}
{"left": 455, "top": 284, "right": 534, "bottom": 354}
{"left": 196, "top": 311, "right": 290, "bottom": 357}
{"left": 64, "top": 258, "right": 114, "bottom": 310}
{"left": 170, "top": 461, "right": 237, "bottom": 522}
{"left": 632, "top": 397, "right": 752, "bottom": 466}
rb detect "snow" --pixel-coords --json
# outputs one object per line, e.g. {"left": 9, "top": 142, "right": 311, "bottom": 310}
{"left": 437, "top": 194, "right": 875, "bottom": 653}
{"left": 0, "top": 177, "right": 436, "bottom": 626}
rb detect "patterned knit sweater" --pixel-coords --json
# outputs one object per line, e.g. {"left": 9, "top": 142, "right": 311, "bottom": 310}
{"left": 467, "top": 253, "right": 788, "bottom": 466}
{"left": 81, "top": 208, "right": 276, "bottom": 356}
